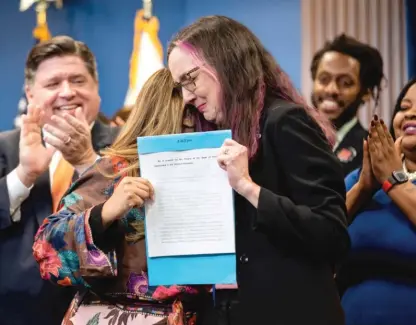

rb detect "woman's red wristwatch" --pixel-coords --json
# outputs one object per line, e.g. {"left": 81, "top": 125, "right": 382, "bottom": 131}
{"left": 382, "top": 170, "right": 409, "bottom": 193}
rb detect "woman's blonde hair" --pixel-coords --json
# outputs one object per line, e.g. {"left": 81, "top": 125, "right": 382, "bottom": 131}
{"left": 101, "top": 68, "right": 185, "bottom": 177}
{"left": 99, "top": 68, "right": 186, "bottom": 242}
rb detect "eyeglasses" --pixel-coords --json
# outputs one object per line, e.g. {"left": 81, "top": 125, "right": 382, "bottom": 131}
{"left": 174, "top": 67, "right": 200, "bottom": 93}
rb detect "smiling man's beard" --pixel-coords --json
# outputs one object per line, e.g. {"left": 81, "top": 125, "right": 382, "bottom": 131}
{"left": 311, "top": 94, "right": 364, "bottom": 130}
{"left": 332, "top": 96, "right": 364, "bottom": 130}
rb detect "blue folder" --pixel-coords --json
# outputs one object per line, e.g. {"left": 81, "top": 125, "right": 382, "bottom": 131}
{"left": 137, "top": 130, "right": 237, "bottom": 286}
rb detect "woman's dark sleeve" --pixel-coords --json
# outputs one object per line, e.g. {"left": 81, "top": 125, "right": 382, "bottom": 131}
{"left": 254, "top": 107, "right": 350, "bottom": 262}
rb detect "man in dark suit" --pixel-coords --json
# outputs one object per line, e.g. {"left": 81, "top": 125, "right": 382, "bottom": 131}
{"left": 311, "top": 34, "right": 385, "bottom": 176}
{"left": 0, "top": 36, "right": 119, "bottom": 325}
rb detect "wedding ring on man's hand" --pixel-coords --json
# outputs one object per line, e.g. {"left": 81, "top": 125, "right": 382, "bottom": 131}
{"left": 64, "top": 136, "right": 72, "bottom": 145}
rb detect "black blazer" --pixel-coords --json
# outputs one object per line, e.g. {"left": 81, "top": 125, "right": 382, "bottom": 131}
{"left": 0, "top": 120, "right": 119, "bottom": 325}
{"left": 207, "top": 99, "right": 350, "bottom": 325}
{"left": 334, "top": 122, "right": 367, "bottom": 177}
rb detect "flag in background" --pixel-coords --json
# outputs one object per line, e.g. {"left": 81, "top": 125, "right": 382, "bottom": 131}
{"left": 15, "top": 0, "right": 54, "bottom": 128}
{"left": 20, "top": 0, "right": 38, "bottom": 11}
{"left": 20, "top": 0, "right": 62, "bottom": 12}
{"left": 124, "top": 9, "right": 164, "bottom": 107}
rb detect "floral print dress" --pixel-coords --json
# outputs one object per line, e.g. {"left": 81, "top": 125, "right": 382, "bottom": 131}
{"left": 33, "top": 157, "right": 207, "bottom": 325}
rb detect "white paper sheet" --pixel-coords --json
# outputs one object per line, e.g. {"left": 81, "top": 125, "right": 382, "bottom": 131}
{"left": 139, "top": 148, "right": 235, "bottom": 258}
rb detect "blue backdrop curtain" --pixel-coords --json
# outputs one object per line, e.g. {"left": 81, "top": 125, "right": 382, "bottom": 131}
{"left": 406, "top": 0, "right": 416, "bottom": 79}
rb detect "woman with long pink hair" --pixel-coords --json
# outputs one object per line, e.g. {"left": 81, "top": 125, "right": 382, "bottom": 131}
{"left": 168, "top": 15, "right": 350, "bottom": 325}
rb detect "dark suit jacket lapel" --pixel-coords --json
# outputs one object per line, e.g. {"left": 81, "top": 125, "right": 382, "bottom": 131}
{"left": 336, "top": 122, "right": 367, "bottom": 152}
{"left": 90, "top": 120, "right": 120, "bottom": 152}
{"left": 32, "top": 170, "right": 52, "bottom": 225}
